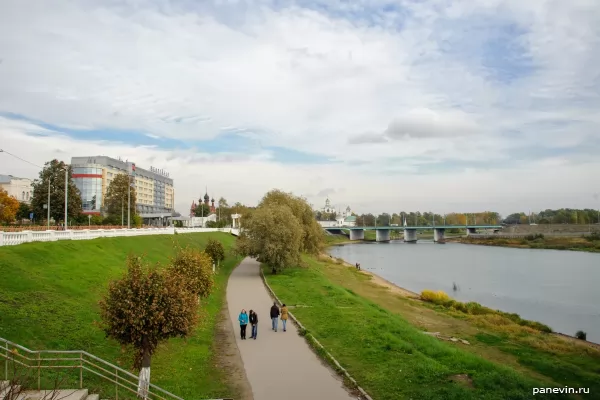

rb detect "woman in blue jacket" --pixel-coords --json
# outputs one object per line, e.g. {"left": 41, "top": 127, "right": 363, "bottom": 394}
{"left": 238, "top": 309, "right": 249, "bottom": 340}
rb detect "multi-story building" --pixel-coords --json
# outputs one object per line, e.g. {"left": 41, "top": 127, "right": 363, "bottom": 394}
{"left": 70, "top": 156, "right": 175, "bottom": 225}
{"left": 0, "top": 174, "right": 34, "bottom": 203}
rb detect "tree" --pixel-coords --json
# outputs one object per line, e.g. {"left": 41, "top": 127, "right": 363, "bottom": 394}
{"left": 31, "top": 159, "right": 82, "bottom": 224}
{"left": 168, "top": 247, "right": 214, "bottom": 298}
{"left": 218, "top": 197, "right": 229, "bottom": 208}
{"left": 257, "top": 190, "right": 324, "bottom": 254}
{"left": 104, "top": 174, "right": 136, "bottom": 221}
{"left": 0, "top": 189, "right": 20, "bottom": 223}
{"left": 99, "top": 254, "right": 200, "bottom": 398}
{"left": 236, "top": 204, "right": 303, "bottom": 273}
{"left": 205, "top": 238, "right": 225, "bottom": 267}
{"left": 15, "top": 201, "right": 32, "bottom": 222}
{"left": 217, "top": 197, "right": 231, "bottom": 226}
{"left": 194, "top": 202, "right": 211, "bottom": 217}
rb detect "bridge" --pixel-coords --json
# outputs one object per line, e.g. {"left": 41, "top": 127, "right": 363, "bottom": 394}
{"left": 323, "top": 225, "right": 503, "bottom": 242}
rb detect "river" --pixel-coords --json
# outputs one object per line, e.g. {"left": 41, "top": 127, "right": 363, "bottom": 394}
{"left": 328, "top": 241, "right": 600, "bottom": 343}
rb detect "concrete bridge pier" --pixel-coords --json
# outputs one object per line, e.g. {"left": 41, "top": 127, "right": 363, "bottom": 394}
{"left": 404, "top": 229, "right": 417, "bottom": 243}
{"left": 376, "top": 230, "right": 391, "bottom": 242}
{"left": 349, "top": 229, "right": 365, "bottom": 241}
{"left": 466, "top": 227, "right": 477, "bottom": 236}
{"left": 433, "top": 228, "right": 445, "bottom": 242}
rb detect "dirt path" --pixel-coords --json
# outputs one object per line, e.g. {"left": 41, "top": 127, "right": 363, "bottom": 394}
{"left": 215, "top": 298, "right": 254, "bottom": 400}
{"left": 226, "top": 257, "right": 356, "bottom": 400}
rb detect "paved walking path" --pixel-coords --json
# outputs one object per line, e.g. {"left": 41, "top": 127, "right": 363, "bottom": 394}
{"left": 227, "top": 257, "right": 355, "bottom": 400}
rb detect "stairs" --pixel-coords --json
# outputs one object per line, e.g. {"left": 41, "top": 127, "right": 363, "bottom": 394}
{"left": 0, "top": 382, "right": 100, "bottom": 400}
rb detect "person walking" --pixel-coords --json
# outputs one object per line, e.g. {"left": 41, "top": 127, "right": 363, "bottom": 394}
{"left": 270, "top": 302, "right": 280, "bottom": 332}
{"left": 238, "top": 309, "right": 249, "bottom": 340}
{"left": 280, "top": 303, "right": 289, "bottom": 332}
{"left": 249, "top": 309, "right": 258, "bottom": 339}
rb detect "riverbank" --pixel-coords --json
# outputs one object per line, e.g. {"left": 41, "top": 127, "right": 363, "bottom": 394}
{"left": 306, "top": 245, "right": 600, "bottom": 398}
{"left": 265, "top": 254, "right": 600, "bottom": 399}
{"left": 447, "top": 233, "right": 600, "bottom": 253}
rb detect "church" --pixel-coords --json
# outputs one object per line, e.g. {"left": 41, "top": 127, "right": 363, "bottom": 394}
{"left": 190, "top": 190, "right": 217, "bottom": 217}
{"left": 321, "top": 197, "right": 352, "bottom": 219}
{"left": 319, "top": 198, "right": 356, "bottom": 227}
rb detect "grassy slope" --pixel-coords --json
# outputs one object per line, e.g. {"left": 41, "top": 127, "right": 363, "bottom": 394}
{"left": 0, "top": 233, "right": 242, "bottom": 400}
{"left": 263, "top": 256, "right": 595, "bottom": 400}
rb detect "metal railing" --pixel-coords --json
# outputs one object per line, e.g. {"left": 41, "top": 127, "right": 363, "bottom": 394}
{"left": 0, "top": 337, "right": 229, "bottom": 400}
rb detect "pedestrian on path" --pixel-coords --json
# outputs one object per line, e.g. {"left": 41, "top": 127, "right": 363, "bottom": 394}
{"left": 270, "top": 302, "right": 280, "bottom": 332}
{"left": 280, "top": 303, "right": 289, "bottom": 332}
{"left": 238, "top": 309, "right": 249, "bottom": 340}
{"left": 249, "top": 309, "right": 258, "bottom": 339}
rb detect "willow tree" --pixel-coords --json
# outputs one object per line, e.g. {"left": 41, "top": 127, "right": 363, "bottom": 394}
{"left": 236, "top": 203, "right": 303, "bottom": 273}
{"left": 99, "top": 254, "right": 202, "bottom": 398}
{"left": 257, "top": 190, "right": 324, "bottom": 254}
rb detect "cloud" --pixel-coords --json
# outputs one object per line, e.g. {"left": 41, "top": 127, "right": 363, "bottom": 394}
{"left": 1, "top": 0, "right": 600, "bottom": 215}
{"left": 384, "top": 108, "right": 480, "bottom": 140}
{"left": 348, "top": 133, "right": 389, "bottom": 145}
{"left": 348, "top": 108, "right": 480, "bottom": 143}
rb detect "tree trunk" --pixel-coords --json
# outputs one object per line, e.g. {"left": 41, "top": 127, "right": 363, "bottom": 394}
{"left": 137, "top": 337, "right": 152, "bottom": 399}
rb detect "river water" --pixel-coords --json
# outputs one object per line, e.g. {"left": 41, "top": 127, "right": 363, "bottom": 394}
{"left": 328, "top": 241, "right": 600, "bottom": 343}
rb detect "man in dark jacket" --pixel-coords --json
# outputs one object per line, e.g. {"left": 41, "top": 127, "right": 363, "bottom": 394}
{"left": 270, "top": 302, "right": 280, "bottom": 332}
{"left": 249, "top": 310, "right": 258, "bottom": 339}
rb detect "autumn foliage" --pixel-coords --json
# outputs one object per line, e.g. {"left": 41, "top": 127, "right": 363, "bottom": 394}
{"left": 0, "top": 188, "right": 20, "bottom": 223}
{"left": 168, "top": 246, "right": 214, "bottom": 298}
{"left": 99, "top": 246, "right": 216, "bottom": 370}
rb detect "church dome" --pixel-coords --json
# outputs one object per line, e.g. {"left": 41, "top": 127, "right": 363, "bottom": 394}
{"left": 204, "top": 193, "right": 209, "bottom": 201}
{"left": 211, "top": 198, "right": 215, "bottom": 203}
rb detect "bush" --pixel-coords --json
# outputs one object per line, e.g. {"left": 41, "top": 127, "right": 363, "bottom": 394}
{"left": 423, "top": 291, "right": 553, "bottom": 333}
{"left": 575, "top": 330, "right": 587, "bottom": 341}
{"left": 168, "top": 247, "right": 214, "bottom": 298}
{"left": 420, "top": 290, "right": 450, "bottom": 304}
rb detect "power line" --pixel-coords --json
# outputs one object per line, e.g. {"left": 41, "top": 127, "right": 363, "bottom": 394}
{"left": 0, "top": 149, "right": 44, "bottom": 169}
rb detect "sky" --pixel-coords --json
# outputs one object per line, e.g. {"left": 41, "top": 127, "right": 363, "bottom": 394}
{"left": 1, "top": 0, "right": 599, "bottom": 216}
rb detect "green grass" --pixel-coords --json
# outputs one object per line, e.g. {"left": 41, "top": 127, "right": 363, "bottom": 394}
{"left": 0, "top": 233, "right": 242, "bottom": 400}
{"left": 262, "top": 257, "right": 576, "bottom": 400}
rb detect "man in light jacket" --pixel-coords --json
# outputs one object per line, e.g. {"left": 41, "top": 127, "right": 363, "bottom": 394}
{"left": 270, "top": 302, "right": 280, "bottom": 332}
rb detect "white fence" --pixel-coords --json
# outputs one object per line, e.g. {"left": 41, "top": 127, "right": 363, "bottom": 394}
{"left": 0, "top": 227, "right": 236, "bottom": 247}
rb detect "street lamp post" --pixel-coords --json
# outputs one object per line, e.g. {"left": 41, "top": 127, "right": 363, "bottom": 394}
{"left": 64, "top": 167, "right": 68, "bottom": 230}
{"left": 47, "top": 179, "right": 51, "bottom": 230}
{"left": 127, "top": 175, "right": 131, "bottom": 229}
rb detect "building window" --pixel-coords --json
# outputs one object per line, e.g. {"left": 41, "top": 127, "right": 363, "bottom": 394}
{"left": 22, "top": 191, "right": 25, "bottom": 200}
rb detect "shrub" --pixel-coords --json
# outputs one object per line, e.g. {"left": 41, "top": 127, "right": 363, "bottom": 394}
{"left": 168, "top": 246, "right": 214, "bottom": 298}
{"left": 420, "top": 290, "right": 450, "bottom": 304}
{"left": 575, "top": 330, "right": 587, "bottom": 341}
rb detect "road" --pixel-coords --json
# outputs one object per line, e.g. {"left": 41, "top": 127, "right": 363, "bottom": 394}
{"left": 226, "top": 257, "right": 356, "bottom": 400}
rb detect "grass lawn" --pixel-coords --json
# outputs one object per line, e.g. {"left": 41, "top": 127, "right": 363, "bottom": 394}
{"left": 262, "top": 256, "right": 594, "bottom": 400}
{"left": 0, "top": 232, "right": 242, "bottom": 400}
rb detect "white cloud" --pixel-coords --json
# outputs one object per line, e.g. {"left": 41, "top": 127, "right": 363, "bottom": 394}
{"left": 0, "top": 0, "right": 599, "bottom": 215}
